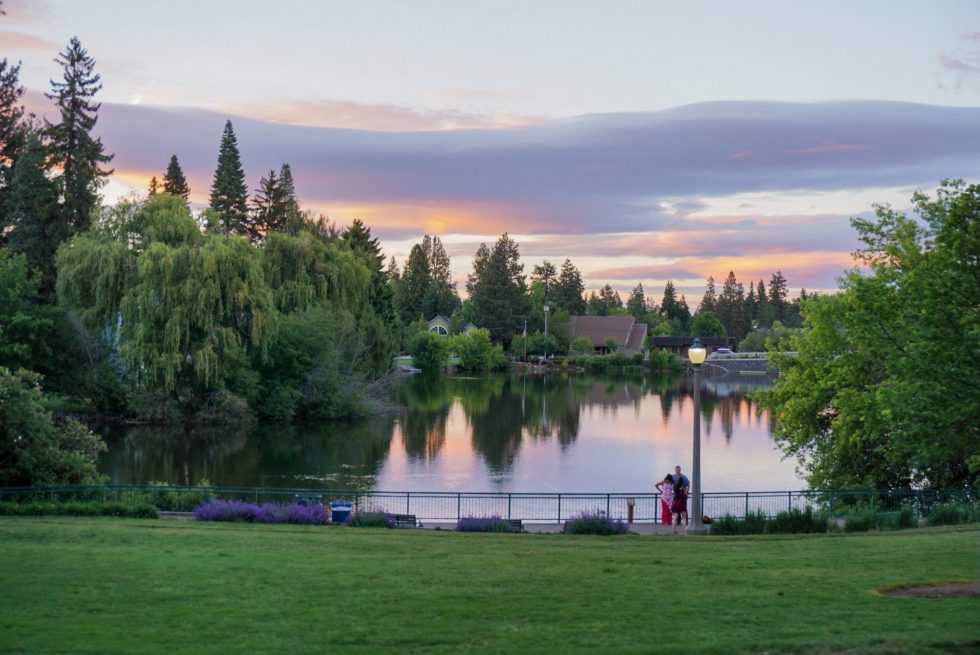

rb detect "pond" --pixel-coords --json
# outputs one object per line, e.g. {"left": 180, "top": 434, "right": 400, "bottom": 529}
{"left": 95, "top": 371, "right": 805, "bottom": 493}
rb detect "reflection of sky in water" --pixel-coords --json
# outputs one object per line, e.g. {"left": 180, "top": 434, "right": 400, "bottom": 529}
{"left": 97, "top": 373, "right": 804, "bottom": 492}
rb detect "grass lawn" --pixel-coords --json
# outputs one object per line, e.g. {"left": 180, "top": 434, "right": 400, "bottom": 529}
{"left": 0, "top": 518, "right": 977, "bottom": 654}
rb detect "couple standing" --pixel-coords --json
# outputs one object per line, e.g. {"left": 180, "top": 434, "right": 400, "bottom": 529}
{"left": 655, "top": 465, "right": 690, "bottom": 534}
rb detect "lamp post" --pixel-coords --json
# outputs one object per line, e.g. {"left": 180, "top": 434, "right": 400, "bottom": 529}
{"left": 688, "top": 338, "right": 707, "bottom": 534}
{"left": 543, "top": 302, "right": 550, "bottom": 360}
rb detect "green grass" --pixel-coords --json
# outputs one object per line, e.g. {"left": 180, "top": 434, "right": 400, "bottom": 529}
{"left": 0, "top": 518, "right": 977, "bottom": 654}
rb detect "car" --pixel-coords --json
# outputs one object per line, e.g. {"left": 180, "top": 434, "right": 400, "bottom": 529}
{"left": 707, "top": 348, "right": 735, "bottom": 360}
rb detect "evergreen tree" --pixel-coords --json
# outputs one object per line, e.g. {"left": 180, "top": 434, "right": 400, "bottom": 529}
{"left": 661, "top": 280, "right": 680, "bottom": 320}
{"left": 423, "top": 235, "right": 460, "bottom": 319}
{"left": 698, "top": 275, "right": 716, "bottom": 314}
{"left": 5, "top": 132, "right": 61, "bottom": 293}
{"left": 248, "top": 169, "right": 282, "bottom": 242}
{"left": 716, "top": 270, "right": 746, "bottom": 341}
{"left": 278, "top": 163, "right": 296, "bottom": 206}
{"left": 398, "top": 241, "right": 430, "bottom": 323}
{"left": 531, "top": 261, "right": 557, "bottom": 299}
{"left": 147, "top": 176, "right": 159, "bottom": 196}
{"left": 554, "top": 258, "right": 586, "bottom": 315}
{"left": 768, "top": 270, "right": 789, "bottom": 323}
{"left": 162, "top": 154, "right": 190, "bottom": 201}
{"left": 0, "top": 58, "right": 26, "bottom": 233}
{"left": 342, "top": 218, "right": 399, "bottom": 333}
{"left": 45, "top": 37, "right": 113, "bottom": 233}
{"left": 208, "top": 120, "right": 248, "bottom": 235}
{"left": 626, "top": 282, "right": 647, "bottom": 320}
{"left": 744, "top": 283, "right": 757, "bottom": 329}
{"left": 756, "top": 279, "right": 771, "bottom": 326}
{"left": 466, "top": 233, "right": 528, "bottom": 344}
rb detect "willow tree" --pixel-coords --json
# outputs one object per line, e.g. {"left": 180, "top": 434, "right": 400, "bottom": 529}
{"left": 58, "top": 194, "right": 276, "bottom": 416}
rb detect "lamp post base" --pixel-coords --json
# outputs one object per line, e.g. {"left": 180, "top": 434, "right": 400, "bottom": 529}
{"left": 687, "top": 522, "right": 709, "bottom": 535}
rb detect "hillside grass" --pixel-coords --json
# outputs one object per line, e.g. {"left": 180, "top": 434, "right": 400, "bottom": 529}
{"left": 0, "top": 518, "right": 977, "bottom": 654}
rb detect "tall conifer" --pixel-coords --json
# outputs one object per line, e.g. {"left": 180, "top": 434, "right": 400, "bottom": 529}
{"left": 208, "top": 120, "right": 248, "bottom": 235}
{"left": 162, "top": 154, "right": 190, "bottom": 201}
{"left": 45, "top": 37, "right": 113, "bottom": 233}
{"left": 0, "top": 59, "right": 26, "bottom": 233}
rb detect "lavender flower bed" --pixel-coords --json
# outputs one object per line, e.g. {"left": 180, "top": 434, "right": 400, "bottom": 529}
{"left": 193, "top": 500, "right": 328, "bottom": 525}
{"left": 456, "top": 516, "right": 513, "bottom": 533}
{"left": 563, "top": 511, "right": 630, "bottom": 535}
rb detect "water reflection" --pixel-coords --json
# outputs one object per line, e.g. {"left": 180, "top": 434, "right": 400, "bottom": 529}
{"left": 96, "top": 370, "right": 800, "bottom": 492}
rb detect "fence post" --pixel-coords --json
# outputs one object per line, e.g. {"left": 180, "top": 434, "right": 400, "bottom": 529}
{"left": 788, "top": 491, "right": 792, "bottom": 512}
{"left": 745, "top": 492, "right": 749, "bottom": 518}
{"left": 507, "top": 494, "right": 512, "bottom": 520}
{"left": 829, "top": 490, "right": 834, "bottom": 518}
{"left": 557, "top": 494, "right": 562, "bottom": 524}
{"left": 406, "top": 492, "right": 411, "bottom": 515}
{"left": 606, "top": 494, "right": 611, "bottom": 517}
{"left": 457, "top": 493, "right": 461, "bottom": 521}
{"left": 871, "top": 489, "right": 876, "bottom": 516}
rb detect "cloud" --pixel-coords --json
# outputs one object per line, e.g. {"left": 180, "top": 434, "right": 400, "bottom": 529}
{"left": 787, "top": 142, "right": 867, "bottom": 155}
{"left": 940, "top": 53, "right": 980, "bottom": 74}
{"left": 0, "top": 30, "right": 60, "bottom": 53}
{"left": 0, "top": 0, "right": 55, "bottom": 25}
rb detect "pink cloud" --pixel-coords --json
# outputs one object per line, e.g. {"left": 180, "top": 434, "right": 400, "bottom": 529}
{"left": 787, "top": 142, "right": 867, "bottom": 155}
{"left": 730, "top": 149, "right": 752, "bottom": 159}
{"left": 939, "top": 52, "right": 980, "bottom": 74}
{"left": 0, "top": 30, "right": 60, "bottom": 53}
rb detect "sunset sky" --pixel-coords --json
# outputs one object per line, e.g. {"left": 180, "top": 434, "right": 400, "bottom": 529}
{"left": 3, "top": 0, "right": 979, "bottom": 299}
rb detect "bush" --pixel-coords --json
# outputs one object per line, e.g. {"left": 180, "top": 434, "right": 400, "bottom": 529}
{"left": 193, "top": 499, "right": 327, "bottom": 525}
{"left": 452, "top": 329, "right": 507, "bottom": 372}
{"left": 456, "top": 516, "right": 514, "bottom": 533}
{"left": 844, "top": 511, "right": 874, "bottom": 532}
{"left": 407, "top": 331, "right": 450, "bottom": 372}
{"left": 647, "top": 349, "right": 682, "bottom": 371}
{"left": 926, "top": 502, "right": 972, "bottom": 526}
{"left": 874, "top": 507, "right": 916, "bottom": 530}
{"left": 345, "top": 510, "right": 393, "bottom": 528}
{"left": 709, "top": 510, "right": 768, "bottom": 535}
{"left": 129, "top": 504, "right": 160, "bottom": 519}
{"left": 144, "top": 480, "right": 213, "bottom": 511}
{"left": 563, "top": 511, "right": 629, "bottom": 535}
{"left": 570, "top": 336, "right": 593, "bottom": 354}
{"left": 0, "top": 500, "right": 158, "bottom": 518}
{"left": 768, "top": 507, "right": 827, "bottom": 534}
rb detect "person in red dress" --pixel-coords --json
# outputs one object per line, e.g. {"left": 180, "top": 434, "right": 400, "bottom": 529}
{"left": 655, "top": 473, "right": 674, "bottom": 525}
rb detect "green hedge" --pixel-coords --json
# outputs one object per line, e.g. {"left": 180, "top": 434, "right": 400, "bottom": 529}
{"left": 0, "top": 501, "right": 159, "bottom": 519}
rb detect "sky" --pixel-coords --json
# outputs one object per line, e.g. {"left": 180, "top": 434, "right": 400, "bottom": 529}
{"left": 3, "top": 0, "right": 980, "bottom": 300}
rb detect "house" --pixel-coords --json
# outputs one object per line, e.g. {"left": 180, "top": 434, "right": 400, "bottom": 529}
{"left": 647, "top": 336, "right": 735, "bottom": 358}
{"left": 427, "top": 316, "right": 480, "bottom": 337}
{"left": 569, "top": 316, "right": 648, "bottom": 355}
{"left": 427, "top": 315, "right": 451, "bottom": 336}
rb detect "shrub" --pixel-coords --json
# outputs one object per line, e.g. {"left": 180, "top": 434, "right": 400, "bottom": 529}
{"left": 709, "top": 510, "right": 768, "bottom": 535}
{"left": 99, "top": 503, "right": 131, "bottom": 517}
{"left": 456, "top": 516, "right": 513, "bottom": 533}
{"left": 768, "top": 507, "right": 827, "bottom": 534}
{"left": 144, "top": 480, "right": 213, "bottom": 511}
{"left": 407, "top": 331, "right": 450, "bottom": 372}
{"left": 844, "top": 511, "right": 873, "bottom": 532}
{"left": 926, "top": 502, "right": 972, "bottom": 526}
{"left": 346, "top": 510, "right": 392, "bottom": 528}
{"left": 0, "top": 501, "right": 159, "bottom": 518}
{"left": 570, "top": 336, "right": 593, "bottom": 354}
{"left": 193, "top": 500, "right": 259, "bottom": 522}
{"left": 62, "top": 502, "right": 100, "bottom": 516}
{"left": 129, "top": 504, "right": 160, "bottom": 519}
{"left": 194, "top": 500, "right": 327, "bottom": 525}
{"left": 452, "top": 329, "right": 507, "bottom": 372}
{"left": 563, "top": 511, "right": 629, "bottom": 535}
{"left": 874, "top": 507, "right": 916, "bottom": 531}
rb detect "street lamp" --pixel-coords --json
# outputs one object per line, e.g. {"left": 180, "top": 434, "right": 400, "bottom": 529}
{"left": 688, "top": 338, "right": 707, "bottom": 534}
{"left": 543, "top": 302, "right": 550, "bottom": 360}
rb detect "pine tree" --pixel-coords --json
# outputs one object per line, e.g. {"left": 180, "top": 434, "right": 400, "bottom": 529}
{"left": 698, "top": 275, "right": 716, "bottom": 315}
{"left": 626, "top": 282, "right": 647, "bottom": 320}
{"left": 716, "top": 270, "right": 746, "bottom": 341}
{"left": 208, "top": 120, "right": 248, "bottom": 235}
{"left": 554, "top": 259, "right": 586, "bottom": 315}
{"left": 423, "top": 235, "right": 460, "bottom": 319}
{"left": 0, "top": 58, "right": 26, "bottom": 234}
{"left": 768, "top": 270, "right": 789, "bottom": 324}
{"left": 278, "top": 162, "right": 296, "bottom": 205}
{"left": 248, "top": 169, "right": 281, "bottom": 242}
{"left": 147, "top": 176, "right": 159, "bottom": 195}
{"left": 466, "top": 233, "right": 528, "bottom": 343}
{"left": 162, "top": 154, "right": 190, "bottom": 201}
{"left": 756, "top": 279, "right": 771, "bottom": 326}
{"left": 531, "top": 261, "right": 557, "bottom": 299}
{"left": 398, "top": 241, "right": 431, "bottom": 322}
{"left": 45, "top": 37, "right": 113, "bottom": 233}
{"left": 5, "top": 132, "right": 62, "bottom": 293}
{"left": 661, "top": 280, "right": 679, "bottom": 320}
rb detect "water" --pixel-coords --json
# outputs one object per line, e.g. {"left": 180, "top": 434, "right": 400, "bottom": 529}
{"left": 95, "top": 371, "right": 804, "bottom": 493}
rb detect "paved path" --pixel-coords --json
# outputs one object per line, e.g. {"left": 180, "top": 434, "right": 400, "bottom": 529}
{"left": 423, "top": 521, "right": 693, "bottom": 535}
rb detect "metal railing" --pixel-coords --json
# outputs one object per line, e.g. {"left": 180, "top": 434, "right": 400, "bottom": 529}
{"left": 0, "top": 485, "right": 974, "bottom": 523}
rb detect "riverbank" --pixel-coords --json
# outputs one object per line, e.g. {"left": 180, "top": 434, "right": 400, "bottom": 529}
{"left": 1, "top": 517, "right": 976, "bottom": 654}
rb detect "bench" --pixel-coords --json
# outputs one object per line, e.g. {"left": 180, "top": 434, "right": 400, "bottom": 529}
{"left": 294, "top": 494, "right": 323, "bottom": 505}
{"left": 391, "top": 514, "right": 422, "bottom": 528}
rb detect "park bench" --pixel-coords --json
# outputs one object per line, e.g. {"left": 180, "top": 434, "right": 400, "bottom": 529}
{"left": 391, "top": 514, "right": 422, "bottom": 528}
{"left": 294, "top": 494, "right": 323, "bottom": 505}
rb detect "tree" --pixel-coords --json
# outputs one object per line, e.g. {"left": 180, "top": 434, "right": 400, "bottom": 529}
{"left": 5, "top": 132, "right": 62, "bottom": 292}
{"left": 45, "top": 37, "right": 113, "bottom": 233}
{"left": 451, "top": 328, "right": 506, "bottom": 372}
{"left": 698, "top": 276, "right": 716, "bottom": 315}
{"left": 407, "top": 330, "right": 449, "bottom": 372}
{"left": 0, "top": 367, "right": 106, "bottom": 486}
{"left": 398, "top": 241, "right": 431, "bottom": 323}
{"left": 466, "top": 233, "right": 528, "bottom": 344}
{"left": 147, "top": 176, "right": 159, "bottom": 195}
{"left": 626, "top": 283, "right": 648, "bottom": 321}
{"left": 162, "top": 154, "right": 190, "bottom": 202}
{"left": 208, "top": 120, "right": 248, "bottom": 235}
{"left": 716, "top": 270, "right": 746, "bottom": 341}
{"left": 768, "top": 270, "right": 789, "bottom": 324}
{"left": 531, "top": 261, "right": 557, "bottom": 299}
{"left": 423, "top": 235, "right": 460, "bottom": 319}
{"left": 661, "top": 281, "right": 682, "bottom": 322}
{"left": 248, "top": 168, "right": 281, "bottom": 242}
{"left": 58, "top": 194, "right": 277, "bottom": 416}
{"left": 554, "top": 259, "right": 586, "bottom": 315}
{"left": 0, "top": 58, "right": 27, "bottom": 231}
{"left": 690, "top": 311, "right": 726, "bottom": 338}
{"left": 762, "top": 181, "right": 980, "bottom": 490}
{"left": 0, "top": 249, "right": 54, "bottom": 372}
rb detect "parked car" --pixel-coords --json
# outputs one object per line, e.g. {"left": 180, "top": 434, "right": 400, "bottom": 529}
{"left": 707, "top": 348, "right": 735, "bottom": 360}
